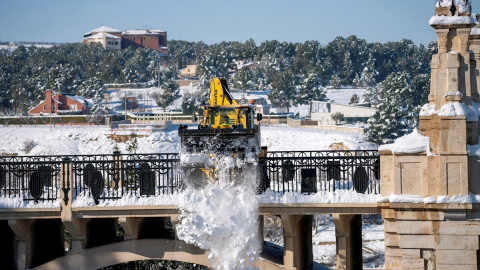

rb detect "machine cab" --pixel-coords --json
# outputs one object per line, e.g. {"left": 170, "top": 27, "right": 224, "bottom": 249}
{"left": 205, "top": 105, "right": 255, "bottom": 129}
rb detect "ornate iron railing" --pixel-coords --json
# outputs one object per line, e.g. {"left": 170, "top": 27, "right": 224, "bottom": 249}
{"left": 70, "top": 152, "right": 181, "bottom": 204}
{"left": 0, "top": 155, "right": 63, "bottom": 203}
{"left": 261, "top": 150, "right": 380, "bottom": 194}
{"left": 0, "top": 150, "right": 380, "bottom": 205}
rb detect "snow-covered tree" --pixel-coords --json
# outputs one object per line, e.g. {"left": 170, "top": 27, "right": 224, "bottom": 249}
{"left": 367, "top": 72, "right": 428, "bottom": 144}
{"left": 329, "top": 74, "right": 341, "bottom": 89}
{"left": 269, "top": 70, "right": 295, "bottom": 112}
{"left": 349, "top": 94, "right": 359, "bottom": 104}
{"left": 295, "top": 73, "right": 325, "bottom": 104}
{"left": 154, "top": 80, "right": 180, "bottom": 111}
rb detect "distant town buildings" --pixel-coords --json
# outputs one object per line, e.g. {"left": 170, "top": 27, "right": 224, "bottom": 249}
{"left": 179, "top": 65, "right": 197, "bottom": 79}
{"left": 309, "top": 100, "right": 375, "bottom": 125}
{"left": 29, "top": 90, "right": 92, "bottom": 115}
{"left": 83, "top": 26, "right": 168, "bottom": 55}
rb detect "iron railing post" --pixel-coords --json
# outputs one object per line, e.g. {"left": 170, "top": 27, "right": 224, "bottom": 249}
{"left": 61, "top": 157, "right": 72, "bottom": 207}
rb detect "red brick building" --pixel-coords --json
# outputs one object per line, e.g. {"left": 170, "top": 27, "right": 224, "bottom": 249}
{"left": 83, "top": 26, "right": 168, "bottom": 54}
{"left": 122, "top": 29, "right": 168, "bottom": 55}
{"left": 29, "top": 90, "right": 92, "bottom": 115}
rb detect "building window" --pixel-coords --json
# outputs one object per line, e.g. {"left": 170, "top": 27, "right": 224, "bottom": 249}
{"left": 70, "top": 104, "right": 77, "bottom": 110}
{"left": 108, "top": 41, "right": 112, "bottom": 45}
{"left": 114, "top": 41, "right": 118, "bottom": 45}
{"left": 43, "top": 104, "right": 46, "bottom": 111}
{"left": 52, "top": 104, "right": 56, "bottom": 112}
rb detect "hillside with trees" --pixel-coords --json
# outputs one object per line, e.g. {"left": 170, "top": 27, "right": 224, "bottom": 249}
{"left": 0, "top": 36, "right": 436, "bottom": 143}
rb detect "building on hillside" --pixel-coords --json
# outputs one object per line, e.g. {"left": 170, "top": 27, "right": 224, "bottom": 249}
{"left": 309, "top": 100, "right": 375, "bottom": 125}
{"left": 83, "top": 26, "right": 122, "bottom": 50}
{"left": 83, "top": 26, "right": 168, "bottom": 55}
{"left": 28, "top": 90, "right": 92, "bottom": 115}
{"left": 84, "top": 32, "right": 122, "bottom": 50}
{"left": 179, "top": 65, "right": 197, "bottom": 79}
{"left": 122, "top": 29, "right": 168, "bottom": 55}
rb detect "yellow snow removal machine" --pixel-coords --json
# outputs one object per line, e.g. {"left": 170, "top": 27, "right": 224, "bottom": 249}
{"left": 178, "top": 78, "right": 266, "bottom": 187}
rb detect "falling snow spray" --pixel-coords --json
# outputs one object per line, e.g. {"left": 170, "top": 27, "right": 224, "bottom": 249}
{"left": 176, "top": 151, "right": 262, "bottom": 270}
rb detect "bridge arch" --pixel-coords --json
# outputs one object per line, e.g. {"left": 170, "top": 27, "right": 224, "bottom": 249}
{"left": 33, "top": 239, "right": 212, "bottom": 270}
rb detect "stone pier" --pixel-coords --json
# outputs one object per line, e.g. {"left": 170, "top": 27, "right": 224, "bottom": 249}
{"left": 380, "top": 1, "right": 480, "bottom": 269}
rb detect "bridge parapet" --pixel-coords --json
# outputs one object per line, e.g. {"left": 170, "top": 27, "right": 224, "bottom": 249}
{"left": 0, "top": 150, "right": 380, "bottom": 208}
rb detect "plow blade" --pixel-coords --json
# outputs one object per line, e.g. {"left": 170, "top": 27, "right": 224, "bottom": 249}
{"left": 178, "top": 126, "right": 260, "bottom": 154}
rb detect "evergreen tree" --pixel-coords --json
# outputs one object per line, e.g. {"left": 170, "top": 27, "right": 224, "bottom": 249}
{"left": 269, "top": 70, "right": 295, "bottom": 112}
{"left": 367, "top": 72, "right": 428, "bottom": 144}
{"left": 352, "top": 74, "right": 361, "bottom": 88}
{"left": 156, "top": 80, "right": 180, "bottom": 111}
{"left": 295, "top": 73, "right": 325, "bottom": 104}
{"left": 329, "top": 74, "right": 341, "bottom": 89}
{"left": 349, "top": 94, "right": 359, "bottom": 104}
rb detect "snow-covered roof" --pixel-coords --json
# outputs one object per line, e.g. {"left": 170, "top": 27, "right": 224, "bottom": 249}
{"left": 66, "top": 95, "right": 94, "bottom": 107}
{"left": 86, "top": 25, "right": 122, "bottom": 35}
{"left": 123, "top": 29, "right": 165, "bottom": 35}
{"left": 85, "top": 32, "right": 121, "bottom": 40}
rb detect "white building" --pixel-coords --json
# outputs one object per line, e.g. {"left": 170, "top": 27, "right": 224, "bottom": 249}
{"left": 309, "top": 101, "right": 375, "bottom": 125}
{"left": 83, "top": 26, "right": 122, "bottom": 50}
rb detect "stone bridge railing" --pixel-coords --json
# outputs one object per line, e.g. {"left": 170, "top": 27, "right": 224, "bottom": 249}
{"left": 0, "top": 150, "right": 380, "bottom": 206}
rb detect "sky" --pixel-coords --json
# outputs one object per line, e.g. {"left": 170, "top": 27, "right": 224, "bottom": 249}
{"left": 0, "top": 0, "right": 439, "bottom": 46}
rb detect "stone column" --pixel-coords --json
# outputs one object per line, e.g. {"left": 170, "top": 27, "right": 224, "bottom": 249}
{"left": 332, "top": 214, "right": 362, "bottom": 270}
{"left": 281, "top": 214, "right": 313, "bottom": 270}
{"left": 9, "top": 219, "right": 34, "bottom": 270}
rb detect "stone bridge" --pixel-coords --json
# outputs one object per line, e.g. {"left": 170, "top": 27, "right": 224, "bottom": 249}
{"left": 0, "top": 150, "right": 380, "bottom": 270}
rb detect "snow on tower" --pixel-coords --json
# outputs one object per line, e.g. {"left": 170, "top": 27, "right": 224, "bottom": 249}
{"left": 420, "top": 0, "right": 480, "bottom": 152}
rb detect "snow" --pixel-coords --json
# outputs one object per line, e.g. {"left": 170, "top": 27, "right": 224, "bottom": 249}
{"left": 311, "top": 219, "right": 384, "bottom": 269}
{"left": 260, "top": 189, "right": 379, "bottom": 204}
{"left": 436, "top": 0, "right": 471, "bottom": 13}
{"left": 438, "top": 102, "right": 477, "bottom": 120}
{"left": 420, "top": 102, "right": 478, "bottom": 121}
{"left": 66, "top": 95, "right": 94, "bottom": 107}
{"left": 0, "top": 126, "right": 179, "bottom": 156}
{"left": 0, "top": 123, "right": 378, "bottom": 156}
{"left": 0, "top": 44, "right": 54, "bottom": 52}
{"left": 472, "top": 27, "right": 480, "bottom": 35}
{"left": 123, "top": 29, "right": 165, "bottom": 35}
{"left": 86, "top": 25, "right": 122, "bottom": 34}
{"left": 0, "top": 194, "right": 60, "bottom": 208}
{"left": 429, "top": 15, "right": 476, "bottom": 26}
{"left": 85, "top": 32, "right": 121, "bottom": 39}
{"left": 325, "top": 88, "right": 366, "bottom": 105}
{"left": 378, "top": 129, "right": 429, "bottom": 154}
{"left": 381, "top": 192, "right": 480, "bottom": 204}
{"left": 261, "top": 125, "right": 377, "bottom": 151}
{"left": 467, "top": 139, "right": 480, "bottom": 156}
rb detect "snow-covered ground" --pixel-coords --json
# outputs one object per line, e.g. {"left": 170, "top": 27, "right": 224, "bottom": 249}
{"left": 0, "top": 44, "right": 54, "bottom": 52}
{"left": 325, "top": 88, "right": 366, "bottom": 105}
{"left": 0, "top": 124, "right": 376, "bottom": 156}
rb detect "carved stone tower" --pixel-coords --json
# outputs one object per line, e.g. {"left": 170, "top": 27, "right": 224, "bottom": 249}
{"left": 380, "top": 1, "right": 480, "bottom": 269}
